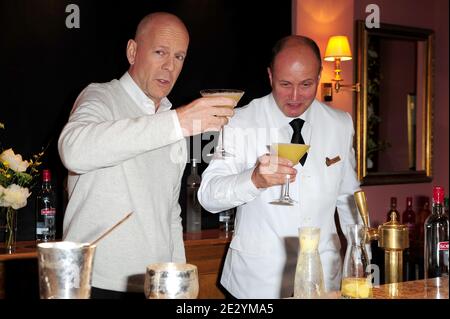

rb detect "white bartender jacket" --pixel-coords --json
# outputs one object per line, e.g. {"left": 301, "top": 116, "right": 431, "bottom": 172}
{"left": 198, "top": 94, "right": 362, "bottom": 298}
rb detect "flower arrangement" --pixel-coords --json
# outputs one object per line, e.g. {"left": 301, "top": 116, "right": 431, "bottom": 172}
{"left": 0, "top": 121, "right": 44, "bottom": 252}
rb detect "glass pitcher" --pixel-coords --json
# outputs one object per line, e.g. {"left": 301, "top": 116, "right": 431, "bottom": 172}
{"left": 341, "top": 224, "right": 373, "bottom": 299}
{"left": 293, "top": 227, "right": 325, "bottom": 298}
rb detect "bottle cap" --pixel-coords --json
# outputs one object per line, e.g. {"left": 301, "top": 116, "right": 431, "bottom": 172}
{"left": 406, "top": 197, "right": 412, "bottom": 206}
{"left": 42, "top": 169, "right": 51, "bottom": 182}
{"left": 433, "top": 186, "right": 444, "bottom": 204}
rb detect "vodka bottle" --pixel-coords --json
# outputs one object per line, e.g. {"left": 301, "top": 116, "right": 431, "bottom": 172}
{"left": 186, "top": 160, "right": 201, "bottom": 233}
{"left": 36, "top": 169, "right": 56, "bottom": 242}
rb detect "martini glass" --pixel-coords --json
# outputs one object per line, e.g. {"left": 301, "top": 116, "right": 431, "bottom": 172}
{"left": 200, "top": 89, "right": 245, "bottom": 158}
{"left": 269, "top": 143, "right": 310, "bottom": 206}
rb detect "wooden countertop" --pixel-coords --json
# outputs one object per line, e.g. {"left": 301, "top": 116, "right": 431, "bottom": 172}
{"left": 372, "top": 277, "right": 448, "bottom": 299}
{"left": 0, "top": 241, "right": 37, "bottom": 261}
{"left": 0, "top": 229, "right": 232, "bottom": 261}
{"left": 322, "top": 277, "right": 448, "bottom": 299}
{"left": 183, "top": 228, "right": 232, "bottom": 246}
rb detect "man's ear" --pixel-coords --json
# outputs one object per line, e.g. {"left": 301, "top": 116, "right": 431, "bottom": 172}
{"left": 126, "top": 40, "right": 137, "bottom": 65}
{"left": 267, "top": 67, "right": 273, "bottom": 86}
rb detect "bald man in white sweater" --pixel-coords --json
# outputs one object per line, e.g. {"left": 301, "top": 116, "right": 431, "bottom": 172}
{"left": 58, "top": 12, "right": 235, "bottom": 298}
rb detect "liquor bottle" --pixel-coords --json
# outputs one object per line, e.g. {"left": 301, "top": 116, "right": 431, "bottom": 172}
{"left": 402, "top": 197, "right": 417, "bottom": 242}
{"left": 416, "top": 198, "right": 431, "bottom": 279}
{"left": 402, "top": 197, "right": 416, "bottom": 281}
{"left": 386, "top": 197, "right": 399, "bottom": 222}
{"left": 186, "top": 159, "right": 201, "bottom": 233}
{"left": 424, "top": 186, "right": 449, "bottom": 279}
{"left": 445, "top": 197, "right": 449, "bottom": 215}
{"left": 416, "top": 198, "right": 431, "bottom": 246}
{"left": 36, "top": 169, "right": 56, "bottom": 242}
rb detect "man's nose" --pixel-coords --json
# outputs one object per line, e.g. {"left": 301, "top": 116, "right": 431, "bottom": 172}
{"left": 290, "top": 87, "right": 299, "bottom": 100}
{"left": 162, "top": 57, "right": 175, "bottom": 71}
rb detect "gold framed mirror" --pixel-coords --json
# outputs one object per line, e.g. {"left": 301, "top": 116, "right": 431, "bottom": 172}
{"left": 355, "top": 20, "right": 434, "bottom": 185}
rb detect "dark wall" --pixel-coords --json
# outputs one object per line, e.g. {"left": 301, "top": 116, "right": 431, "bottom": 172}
{"left": 0, "top": 0, "right": 291, "bottom": 240}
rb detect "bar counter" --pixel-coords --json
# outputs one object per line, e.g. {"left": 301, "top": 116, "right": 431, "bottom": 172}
{"left": 372, "top": 276, "right": 448, "bottom": 299}
{"left": 183, "top": 229, "right": 232, "bottom": 298}
{"left": 1, "top": 232, "right": 448, "bottom": 299}
{"left": 0, "top": 229, "right": 231, "bottom": 299}
{"left": 0, "top": 228, "right": 232, "bottom": 261}
{"left": 322, "top": 276, "right": 448, "bottom": 299}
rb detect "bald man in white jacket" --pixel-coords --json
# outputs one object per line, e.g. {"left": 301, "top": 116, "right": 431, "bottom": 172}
{"left": 198, "top": 35, "right": 362, "bottom": 298}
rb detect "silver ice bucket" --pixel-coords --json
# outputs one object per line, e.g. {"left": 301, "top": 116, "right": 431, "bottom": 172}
{"left": 37, "top": 241, "right": 96, "bottom": 299}
{"left": 144, "top": 262, "right": 199, "bottom": 299}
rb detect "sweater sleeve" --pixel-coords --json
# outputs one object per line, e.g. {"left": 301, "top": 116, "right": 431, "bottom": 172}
{"left": 170, "top": 175, "right": 186, "bottom": 263}
{"left": 58, "top": 85, "right": 183, "bottom": 174}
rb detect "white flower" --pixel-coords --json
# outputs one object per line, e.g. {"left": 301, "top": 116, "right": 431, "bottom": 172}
{"left": 0, "top": 148, "right": 30, "bottom": 172}
{"left": 0, "top": 184, "right": 31, "bottom": 209}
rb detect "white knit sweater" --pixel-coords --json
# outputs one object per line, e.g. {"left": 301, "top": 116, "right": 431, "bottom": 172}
{"left": 58, "top": 79, "right": 187, "bottom": 292}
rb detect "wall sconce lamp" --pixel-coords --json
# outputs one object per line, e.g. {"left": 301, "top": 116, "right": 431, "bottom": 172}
{"left": 324, "top": 35, "right": 360, "bottom": 94}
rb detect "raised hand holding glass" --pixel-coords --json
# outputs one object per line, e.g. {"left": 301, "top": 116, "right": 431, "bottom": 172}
{"left": 269, "top": 143, "right": 310, "bottom": 206}
{"left": 199, "top": 89, "right": 244, "bottom": 159}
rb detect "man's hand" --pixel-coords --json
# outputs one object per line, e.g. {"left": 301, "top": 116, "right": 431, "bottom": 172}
{"left": 176, "top": 97, "right": 235, "bottom": 136}
{"left": 251, "top": 154, "right": 297, "bottom": 189}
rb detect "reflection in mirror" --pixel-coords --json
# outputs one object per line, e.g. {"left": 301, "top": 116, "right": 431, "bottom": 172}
{"left": 355, "top": 21, "right": 434, "bottom": 185}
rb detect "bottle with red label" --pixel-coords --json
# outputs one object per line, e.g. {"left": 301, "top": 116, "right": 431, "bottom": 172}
{"left": 424, "top": 186, "right": 449, "bottom": 279}
{"left": 36, "top": 169, "right": 56, "bottom": 242}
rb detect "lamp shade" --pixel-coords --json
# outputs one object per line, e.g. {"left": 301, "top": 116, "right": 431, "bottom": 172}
{"left": 324, "top": 36, "right": 352, "bottom": 61}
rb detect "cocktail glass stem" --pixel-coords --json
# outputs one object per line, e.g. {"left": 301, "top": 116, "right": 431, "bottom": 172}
{"left": 213, "top": 128, "right": 232, "bottom": 158}
{"left": 270, "top": 174, "right": 296, "bottom": 206}
{"left": 282, "top": 175, "right": 291, "bottom": 200}
{"left": 219, "top": 128, "right": 231, "bottom": 157}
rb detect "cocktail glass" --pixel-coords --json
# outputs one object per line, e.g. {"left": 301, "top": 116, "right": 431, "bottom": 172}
{"left": 269, "top": 143, "right": 310, "bottom": 206}
{"left": 200, "top": 89, "right": 244, "bottom": 158}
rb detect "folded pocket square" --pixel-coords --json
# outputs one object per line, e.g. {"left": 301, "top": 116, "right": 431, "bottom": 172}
{"left": 326, "top": 156, "right": 341, "bottom": 167}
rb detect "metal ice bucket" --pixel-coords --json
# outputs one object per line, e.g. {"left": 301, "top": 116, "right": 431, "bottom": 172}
{"left": 144, "top": 262, "right": 199, "bottom": 299}
{"left": 37, "top": 241, "right": 96, "bottom": 299}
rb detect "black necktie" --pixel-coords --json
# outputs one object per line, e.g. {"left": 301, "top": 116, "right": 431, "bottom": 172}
{"left": 289, "top": 118, "right": 307, "bottom": 166}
